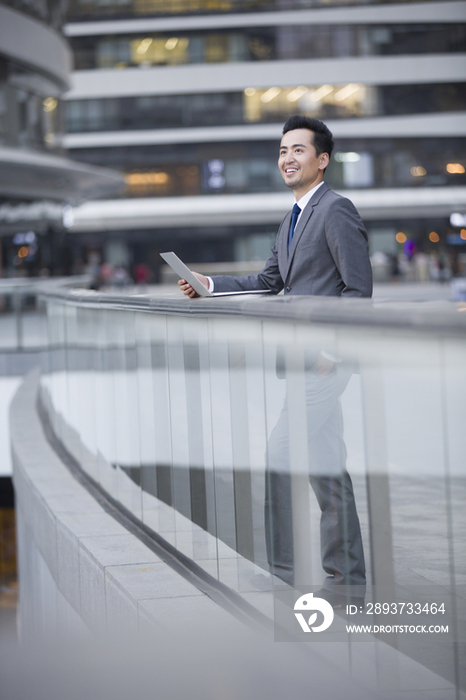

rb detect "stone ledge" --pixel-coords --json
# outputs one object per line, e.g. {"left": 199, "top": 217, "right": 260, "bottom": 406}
{"left": 10, "top": 368, "right": 221, "bottom": 637}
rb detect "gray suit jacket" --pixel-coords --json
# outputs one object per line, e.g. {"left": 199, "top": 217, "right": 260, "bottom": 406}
{"left": 212, "top": 183, "right": 372, "bottom": 298}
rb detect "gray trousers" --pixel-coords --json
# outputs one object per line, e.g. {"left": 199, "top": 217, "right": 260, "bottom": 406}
{"left": 264, "top": 365, "right": 366, "bottom": 590}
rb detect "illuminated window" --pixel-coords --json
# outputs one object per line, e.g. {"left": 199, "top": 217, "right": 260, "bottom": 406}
{"left": 125, "top": 171, "right": 171, "bottom": 194}
{"left": 130, "top": 37, "right": 189, "bottom": 66}
{"left": 124, "top": 166, "right": 200, "bottom": 197}
{"left": 205, "top": 34, "right": 229, "bottom": 63}
{"left": 243, "top": 83, "right": 370, "bottom": 122}
{"left": 446, "top": 163, "right": 465, "bottom": 174}
{"left": 411, "top": 166, "right": 427, "bottom": 177}
{"left": 43, "top": 98, "right": 57, "bottom": 112}
{"left": 133, "top": 0, "right": 232, "bottom": 14}
{"left": 126, "top": 172, "right": 169, "bottom": 185}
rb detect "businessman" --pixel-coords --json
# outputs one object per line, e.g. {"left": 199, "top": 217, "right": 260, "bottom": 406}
{"left": 179, "top": 115, "right": 372, "bottom": 606}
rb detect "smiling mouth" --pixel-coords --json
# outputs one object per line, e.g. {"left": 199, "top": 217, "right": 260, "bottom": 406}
{"left": 284, "top": 167, "right": 298, "bottom": 174}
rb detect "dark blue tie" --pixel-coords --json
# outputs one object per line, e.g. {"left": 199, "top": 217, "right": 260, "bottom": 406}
{"left": 288, "top": 203, "right": 301, "bottom": 251}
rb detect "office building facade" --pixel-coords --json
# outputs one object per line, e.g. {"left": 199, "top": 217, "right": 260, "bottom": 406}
{"left": 0, "top": 0, "right": 123, "bottom": 275}
{"left": 63, "top": 0, "right": 466, "bottom": 276}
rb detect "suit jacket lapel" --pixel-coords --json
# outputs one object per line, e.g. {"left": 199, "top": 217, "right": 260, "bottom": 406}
{"left": 285, "top": 182, "right": 330, "bottom": 279}
{"left": 278, "top": 210, "right": 292, "bottom": 271}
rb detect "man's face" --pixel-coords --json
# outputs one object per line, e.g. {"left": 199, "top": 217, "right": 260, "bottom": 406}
{"left": 278, "top": 128, "right": 329, "bottom": 199}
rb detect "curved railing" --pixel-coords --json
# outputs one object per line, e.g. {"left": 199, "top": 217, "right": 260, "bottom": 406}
{"left": 14, "top": 277, "right": 466, "bottom": 688}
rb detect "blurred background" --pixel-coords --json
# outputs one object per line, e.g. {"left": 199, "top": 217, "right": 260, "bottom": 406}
{"left": 0, "top": 0, "right": 465, "bottom": 287}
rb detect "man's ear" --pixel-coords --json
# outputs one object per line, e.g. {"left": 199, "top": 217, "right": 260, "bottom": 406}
{"left": 319, "top": 153, "right": 330, "bottom": 170}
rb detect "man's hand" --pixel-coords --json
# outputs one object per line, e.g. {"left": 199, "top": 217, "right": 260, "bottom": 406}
{"left": 178, "top": 272, "right": 209, "bottom": 298}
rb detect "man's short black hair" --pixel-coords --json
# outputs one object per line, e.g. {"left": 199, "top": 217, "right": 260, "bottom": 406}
{"left": 282, "top": 115, "right": 334, "bottom": 159}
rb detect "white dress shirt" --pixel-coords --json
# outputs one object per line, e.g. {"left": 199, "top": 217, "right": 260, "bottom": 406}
{"left": 294, "top": 180, "right": 325, "bottom": 226}
{"left": 208, "top": 181, "right": 326, "bottom": 292}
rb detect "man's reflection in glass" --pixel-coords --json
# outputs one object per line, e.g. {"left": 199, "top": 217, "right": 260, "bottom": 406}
{"left": 265, "top": 354, "right": 366, "bottom": 608}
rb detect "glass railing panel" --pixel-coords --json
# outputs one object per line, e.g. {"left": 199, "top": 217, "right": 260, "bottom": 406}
{"left": 0, "top": 290, "right": 44, "bottom": 351}
{"left": 39, "top": 297, "right": 53, "bottom": 423}
{"left": 164, "top": 314, "right": 217, "bottom": 564}
{"left": 140, "top": 312, "right": 175, "bottom": 543}
{"left": 0, "top": 293, "right": 15, "bottom": 350}
{"left": 165, "top": 314, "right": 192, "bottom": 532}
{"left": 108, "top": 309, "right": 142, "bottom": 521}
{"left": 204, "top": 316, "right": 265, "bottom": 591}
{"left": 70, "top": 306, "right": 101, "bottom": 481}
{"left": 258, "top": 320, "right": 289, "bottom": 614}
{"left": 206, "top": 317, "right": 238, "bottom": 583}
{"left": 332, "top": 324, "right": 372, "bottom": 601}
{"left": 227, "top": 317, "right": 272, "bottom": 599}
{"left": 60, "top": 302, "right": 85, "bottom": 471}
{"left": 355, "top": 329, "right": 460, "bottom": 684}
{"left": 164, "top": 315, "right": 218, "bottom": 569}
{"left": 32, "top": 286, "right": 465, "bottom": 690}
{"left": 19, "top": 295, "right": 48, "bottom": 350}
{"left": 44, "top": 300, "right": 68, "bottom": 445}
{"left": 442, "top": 337, "right": 466, "bottom": 691}
{"left": 92, "top": 308, "right": 118, "bottom": 498}
{"left": 261, "top": 320, "right": 349, "bottom": 591}
{"left": 241, "top": 324, "right": 269, "bottom": 585}
{"left": 193, "top": 316, "right": 218, "bottom": 567}
{"left": 134, "top": 311, "right": 158, "bottom": 521}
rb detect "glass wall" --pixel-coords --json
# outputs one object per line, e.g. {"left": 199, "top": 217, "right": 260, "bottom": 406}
{"left": 65, "top": 83, "right": 466, "bottom": 134}
{"left": 68, "top": 137, "right": 466, "bottom": 197}
{"left": 70, "top": 24, "right": 466, "bottom": 71}
{"left": 67, "top": 0, "right": 439, "bottom": 22}
{"left": 39, "top": 290, "right": 466, "bottom": 691}
{"left": 0, "top": 58, "right": 63, "bottom": 152}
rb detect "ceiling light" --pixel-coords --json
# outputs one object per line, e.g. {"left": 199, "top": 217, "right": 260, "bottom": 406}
{"left": 335, "top": 152, "right": 361, "bottom": 163}
{"left": 287, "top": 86, "right": 308, "bottom": 102}
{"left": 165, "top": 37, "right": 179, "bottom": 51}
{"left": 446, "top": 163, "right": 465, "bottom": 174}
{"left": 136, "top": 38, "right": 153, "bottom": 55}
{"left": 334, "top": 84, "right": 360, "bottom": 102}
{"left": 310, "top": 85, "right": 333, "bottom": 102}
{"left": 260, "top": 87, "right": 281, "bottom": 103}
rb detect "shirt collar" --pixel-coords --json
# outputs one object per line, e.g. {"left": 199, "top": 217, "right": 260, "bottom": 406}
{"left": 295, "top": 180, "right": 325, "bottom": 211}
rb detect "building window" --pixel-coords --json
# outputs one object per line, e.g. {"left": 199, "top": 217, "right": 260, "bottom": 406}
{"left": 69, "top": 138, "right": 466, "bottom": 197}
{"left": 65, "top": 83, "right": 466, "bottom": 134}
{"left": 70, "top": 24, "right": 466, "bottom": 70}
{"left": 243, "top": 84, "right": 374, "bottom": 122}
{"left": 66, "top": 0, "right": 444, "bottom": 22}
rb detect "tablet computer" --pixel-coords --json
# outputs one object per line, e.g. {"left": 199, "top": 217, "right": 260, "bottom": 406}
{"left": 160, "top": 252, "right": 272, "bottom": 297}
